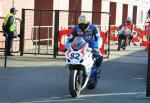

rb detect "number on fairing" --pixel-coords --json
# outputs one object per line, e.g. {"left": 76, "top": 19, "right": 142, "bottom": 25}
{"left": 70, "top": 53, "right": 80, "bottom": 60}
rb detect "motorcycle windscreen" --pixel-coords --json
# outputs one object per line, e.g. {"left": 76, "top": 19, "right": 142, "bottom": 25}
{"left": 71, "top": 36, "right": 87, "bottom": 51}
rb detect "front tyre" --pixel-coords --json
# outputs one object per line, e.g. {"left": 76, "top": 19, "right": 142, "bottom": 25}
{"left": 69, "top": 69, "right": 81, "bottom": 97}
{"left": 122, "top": 39, "right": 126, "bottom": 50}
{"left": 117, "top": 38, "right": 121, "bottom": 51}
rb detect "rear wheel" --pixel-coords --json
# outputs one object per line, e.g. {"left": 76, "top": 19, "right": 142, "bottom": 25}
{"left": 87, "top": 67, "right": 98, "bottom": 89}
{"left": 122, "top": 39, "right": 126, "bottom": 50}
{"left": 87, "top": 74, "right": 98, "bottom": 89}
{"left": 117, "top": 38, "right": 121, "bottom": 51}
{"left": 117, "top": 46, "right": 120, "bottom": 51}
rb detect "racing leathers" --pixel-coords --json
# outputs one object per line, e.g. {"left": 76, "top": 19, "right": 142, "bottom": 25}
{"left": 118, "top": 22, "right": 134, "bottom": 45}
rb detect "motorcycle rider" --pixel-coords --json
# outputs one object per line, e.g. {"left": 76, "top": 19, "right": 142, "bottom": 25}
{"left": 117, "top": 17, "right": 134, "bottom": 49}
{"left": 124, "top": 17, "right": 135, "bottom": 45}
{"left": 65, "top": 15, "right": 103, "bottom": 76}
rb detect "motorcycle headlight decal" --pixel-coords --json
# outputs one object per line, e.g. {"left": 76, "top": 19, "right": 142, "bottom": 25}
{"left": 80, "top": 59, "right": 84, "bottom": 63}
{"left": 67, "top": 58, "right": 71, "bottom": 62}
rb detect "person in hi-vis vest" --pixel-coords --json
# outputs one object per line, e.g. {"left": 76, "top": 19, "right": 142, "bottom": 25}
{"left": 3, "top": 8, "right": 17, "bottom": 56}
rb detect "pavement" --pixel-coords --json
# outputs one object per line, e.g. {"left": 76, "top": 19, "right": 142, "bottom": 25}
{"left": 0, "top": 45, "right": 150, "bottom": 103}
{"left": 0, "top": 44, "right": 148, "bottom": 67}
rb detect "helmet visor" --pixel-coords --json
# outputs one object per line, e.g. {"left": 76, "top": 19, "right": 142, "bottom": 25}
{"left": 79, "top": 23, "right": 89, "bottom": 31}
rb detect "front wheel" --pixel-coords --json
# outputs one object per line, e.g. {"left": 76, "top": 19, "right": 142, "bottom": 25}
{"left": 69, "top": 69, "right": 83, "bottom": 97}
{"left": 122, "top": 39, "right": 126, "bottom": 50}
{"left": 117, "top": 38, "right": 121, "bottom": 51}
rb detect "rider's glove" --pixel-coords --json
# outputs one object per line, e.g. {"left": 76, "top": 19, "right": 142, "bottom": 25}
{"left": 91, "top": 48, "right": 99, "bottom": 54}
{"left": 91, "top": 48, "right": 100, "bottom": 58}
{"left": 63, "top": 48, "right": 68, "bottom": 52}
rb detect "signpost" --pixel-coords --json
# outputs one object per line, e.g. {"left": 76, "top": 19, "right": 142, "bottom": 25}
{"left": 146, "top": 24, "right": 150, "bottom": 96}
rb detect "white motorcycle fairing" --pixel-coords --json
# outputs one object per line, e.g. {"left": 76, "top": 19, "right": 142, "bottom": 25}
{"left": 65, "top": 43, "right": 95, "bottom": 91}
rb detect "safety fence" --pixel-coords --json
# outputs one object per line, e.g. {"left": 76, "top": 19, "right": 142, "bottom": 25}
{"left": 21, "top": 9, "right": 111, "bottom": 58}
{"left": 1, "top": 9, "right": 148, "bottom": 67}
{"left": 1, "top": 9, "right": 148, "bottom": 60}
{"left": 20, "top": 9, "right": 55, "bottom": 56}
{"left": 21, "top": 9, "right": 149, "bottom": 59}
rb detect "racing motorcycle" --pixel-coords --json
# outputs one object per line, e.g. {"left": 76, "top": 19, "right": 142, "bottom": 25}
{"left": 65, "top": 36, "right": 99, "bottom": 97}
{"left": 117, "top": 27, "right": 131, "bottom": 51}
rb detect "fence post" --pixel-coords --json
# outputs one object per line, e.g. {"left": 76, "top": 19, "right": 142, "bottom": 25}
{"left": 38, "top": 10, "right": 41, "bottom": 54}
{"left": 53, "top": 10, "right": 59, "bottom": 58}
{"left": 4, "top": 37, "right": 8, "bottom": 68}
{"left": 20, "top": 9, "right": 25, "bottom": 56}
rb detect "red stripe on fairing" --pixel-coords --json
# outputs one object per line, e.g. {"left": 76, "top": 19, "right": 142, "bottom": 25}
{"left": 80, "top": 44, "right": 88, "bottom": 56}
{"left": 67, "top": 44, "right": 88, "bottom": 57}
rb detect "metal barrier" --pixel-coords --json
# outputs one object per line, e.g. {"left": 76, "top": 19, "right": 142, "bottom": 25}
{"left": 21, "top": 9, "right": 55, "bottom": 55}
{"left": 56, "top": 10, "right": 111, "bottom": 58}
{"left": 21, "top": 9, "right": 111, "bottom": 59}
{"left": 31, "top": 26, "right": 54, "bottom": 54}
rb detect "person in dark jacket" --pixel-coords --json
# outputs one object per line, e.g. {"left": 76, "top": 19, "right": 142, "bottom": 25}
{"left": 3, "top": 8, "right": 17, "bottom": 56}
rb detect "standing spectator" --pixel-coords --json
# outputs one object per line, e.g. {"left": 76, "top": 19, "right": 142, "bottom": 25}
{"left": 2, "top": 8, "right": 17, "bottom": 56}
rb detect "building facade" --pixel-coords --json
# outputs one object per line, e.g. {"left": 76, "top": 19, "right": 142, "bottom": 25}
{"left": 0, "top": 0, "right": 150, "bottom": 28}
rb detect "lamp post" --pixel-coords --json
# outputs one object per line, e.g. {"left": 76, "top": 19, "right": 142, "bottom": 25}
{"left": 146, "top": 22, "right": 150, "bottom": 97}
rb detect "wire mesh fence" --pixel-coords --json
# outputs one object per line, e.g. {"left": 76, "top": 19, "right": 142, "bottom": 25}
{"left": 21, "top": 9, "right": 110, "bottom": 58}
{"left": 57, "top": 10, "right": 110, "bottom": 58}
{"left": 22, "top": 9, "right": 55, "bottom": 55}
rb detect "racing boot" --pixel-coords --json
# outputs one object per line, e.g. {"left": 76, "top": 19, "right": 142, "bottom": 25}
{"left": 95, "top": 56, "right": 103, "bottom": 78}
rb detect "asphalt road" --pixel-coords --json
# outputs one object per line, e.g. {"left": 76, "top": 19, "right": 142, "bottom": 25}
{"left": 0, "top": 44, "right": 149, "bottom": 103}
{"left": 0, "top": 61, "right": 149, "bottom": 103}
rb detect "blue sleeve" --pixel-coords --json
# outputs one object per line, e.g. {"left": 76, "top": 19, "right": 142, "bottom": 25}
{"left": 95, "top": 31, "right": 102, "bottom": 49}
{"left": 65, "top": 26, "right": 78, "bottom": 48}
{"left": 65, "top": 34, "right": 74, "bottom": 48}
{"left": 93, "top": 25, "right": 102, "bottom": 49}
